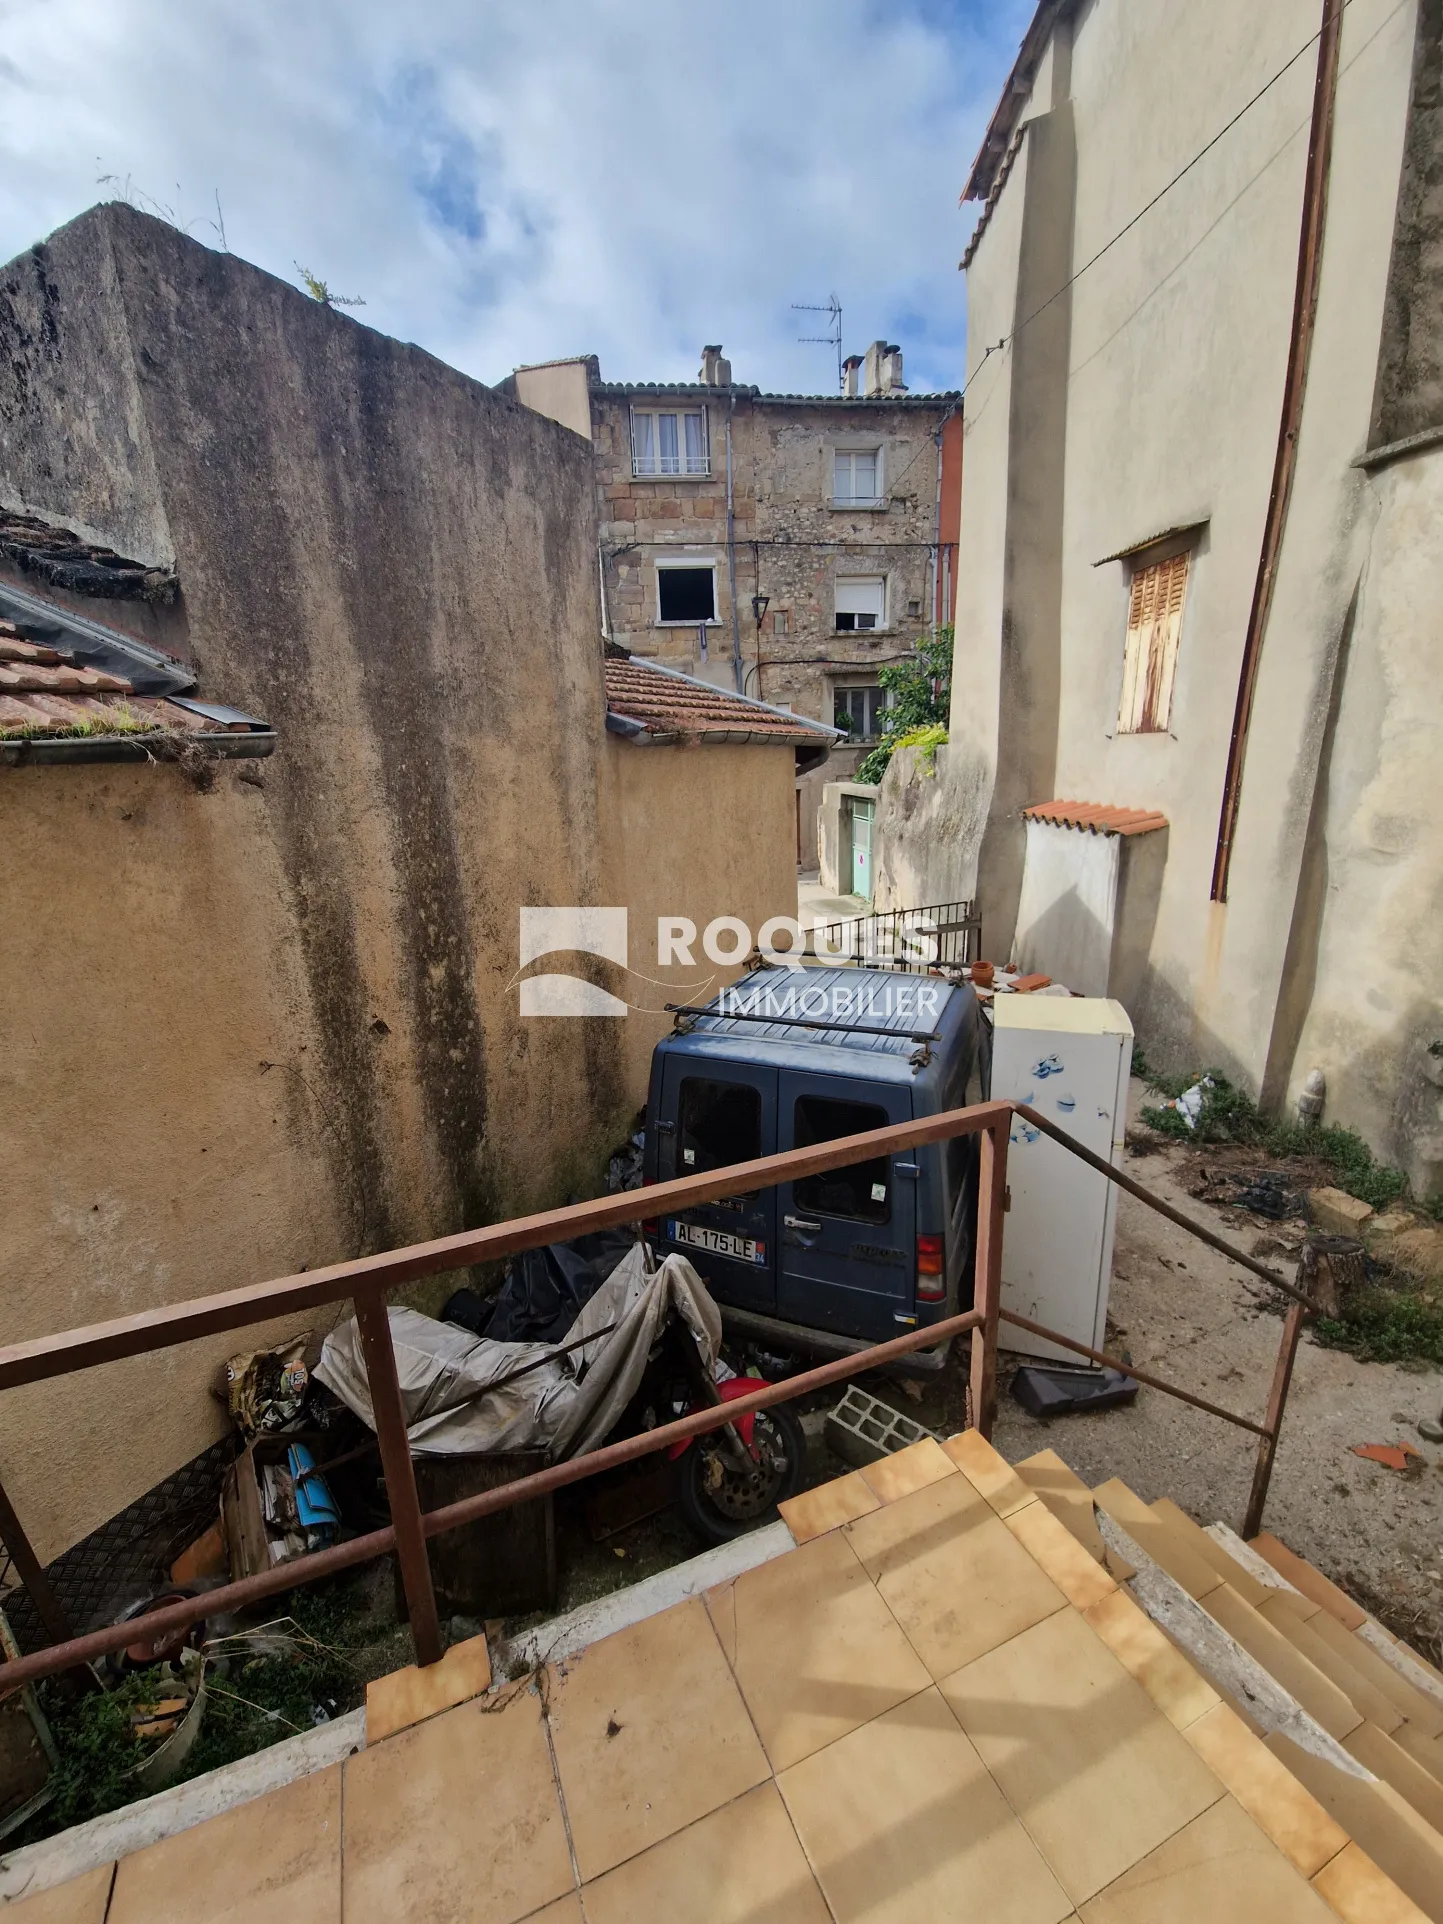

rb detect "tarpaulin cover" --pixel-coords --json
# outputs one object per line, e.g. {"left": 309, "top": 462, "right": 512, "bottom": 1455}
{"left": 314, "top": 1244, "right": 721, "bottom": 1460}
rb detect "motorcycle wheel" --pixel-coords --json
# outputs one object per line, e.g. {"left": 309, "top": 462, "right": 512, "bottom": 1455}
{"left": 676, "top": 1403, "right": 807, "bottom": 1544}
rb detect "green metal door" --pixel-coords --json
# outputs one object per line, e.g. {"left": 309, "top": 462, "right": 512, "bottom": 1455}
{"left": 850, "top": 798, "right": 874, "bottom": 899}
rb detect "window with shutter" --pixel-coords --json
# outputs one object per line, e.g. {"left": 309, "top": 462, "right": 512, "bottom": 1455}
{"left": 1117, "top": 551, "right": 1188, "bottom": 733}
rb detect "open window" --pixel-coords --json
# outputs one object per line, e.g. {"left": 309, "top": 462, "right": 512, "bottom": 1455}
{"left": 657, "top": 561, "right": 718, "bottom": 625}
{"left": 834, "top": 575, "right": 886, "bottom": 632}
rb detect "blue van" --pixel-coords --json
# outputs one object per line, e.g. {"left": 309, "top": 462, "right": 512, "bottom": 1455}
{"left": 642, "top": 966, "right": 987, "bottom": 1369}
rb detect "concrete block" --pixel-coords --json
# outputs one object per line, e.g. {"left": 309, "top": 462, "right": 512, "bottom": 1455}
{"left": 1308, "top": 1187, "right": 1374, "bottom": 1237}
{"left": 823, "top": 1385, "right": 938, "bottom": 1469}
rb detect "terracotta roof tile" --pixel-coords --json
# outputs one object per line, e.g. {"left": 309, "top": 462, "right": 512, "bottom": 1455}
{"left": 1023, "top": 799, "right": 1168, "bottom": 837}
{"left": 603, "top": 657, "right": 836, "bottom": 747}
{"left": 0, "top": 506, "right": 178, "bottom": 604}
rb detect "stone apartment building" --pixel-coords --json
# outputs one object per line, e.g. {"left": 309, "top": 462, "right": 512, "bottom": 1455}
{"left": 507, "top": 343, "right": 961, "bottom": 860}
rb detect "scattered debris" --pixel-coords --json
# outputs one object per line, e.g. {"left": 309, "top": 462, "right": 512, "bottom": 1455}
{"left": 1350, "top": 1441, "right": 1426, "bottom": 1473}
{"left": 1158, "top": 1076, "right": 1214, "bottom": 1131}
{"left": 824, "top": 1386, "right": 938, "bottom": 1467}
{"left": 1010, "top": 1364, "right": 1139, "bottom": 1419}
{"left": 222, "top": 1335, "right": 311, "bottom": 1437}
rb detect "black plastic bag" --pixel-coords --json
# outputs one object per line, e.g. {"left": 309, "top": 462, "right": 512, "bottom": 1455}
{"left": 445, "top": 1226, "right": 642, "bottom": 1347}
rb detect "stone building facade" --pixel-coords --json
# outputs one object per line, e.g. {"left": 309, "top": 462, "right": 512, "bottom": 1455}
{"left": 509, "top": 345, "right": 961, "bottom": 862}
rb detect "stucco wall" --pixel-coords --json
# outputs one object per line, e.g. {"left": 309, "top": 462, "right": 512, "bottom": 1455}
{"left": 0, "top": 205, "right": 632, "bottom": 1560}
{"left": 598, "top": 738, "right": 800, "bottom": 1103}
{"left": 920, "top": 0, "right": 1434, "bottom": 1179}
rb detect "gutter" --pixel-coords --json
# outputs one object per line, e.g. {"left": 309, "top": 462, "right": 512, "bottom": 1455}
{"left": 0, "top": 731, "right": 276, "bottom": 769}
{"left": 1210, "top": 0, "right": 1343, "bottom": 903}
{"left": 725, "top": 393, "right": 743, "bottom": 694}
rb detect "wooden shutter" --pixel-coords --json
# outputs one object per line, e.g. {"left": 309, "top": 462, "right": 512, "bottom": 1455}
{"left": 1117, "top": 552, "right": 1188, "bottom": 733}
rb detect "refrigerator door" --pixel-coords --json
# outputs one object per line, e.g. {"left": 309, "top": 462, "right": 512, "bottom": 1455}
{"left": 990, "top": 998, "right": 1133, "bottom": 1362}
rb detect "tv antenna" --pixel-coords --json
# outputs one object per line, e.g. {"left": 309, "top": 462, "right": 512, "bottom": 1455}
{"left": 793, "top": 295, "right": 843, "bottom": 392}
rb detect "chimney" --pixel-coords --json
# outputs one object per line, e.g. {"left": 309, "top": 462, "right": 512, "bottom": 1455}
{"left": 863, "top": 341, "right": 907, "bottom": 397}
{"left": 699, "top": 345, "right": 732, "bottom": 386}
{"left": 842, "top": 354, "right": 864, "bottom": 398}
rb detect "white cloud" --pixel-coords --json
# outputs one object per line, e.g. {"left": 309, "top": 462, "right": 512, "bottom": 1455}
{"left": 0, "top": 0, "right": 1031, "bottom": 394}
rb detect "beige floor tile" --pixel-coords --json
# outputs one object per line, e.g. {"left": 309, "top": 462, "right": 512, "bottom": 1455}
{"left": 1204, "top": 1586, "right": 1362, "bottom": 1740}
{"left": 778, "top": 1686, "right": 1073, "bottom": 1924}
{"left": 109, "top": 1764, "right": 340, "bottom": 1924}
{"left": 780, "top": 1468, "right": 880, "bottom": 1544}
{"left": 520, "top": 1900, "right": 584, "bottom": 1922}
{"left": 724, "top": 1529, "right": 931, "bottom": 1770}
{"left": 1343, "top": 1722, "right": 1443, "bottom": 1838}
{"left": 846, "top": 1474, "right": 1066, "bottom": 1678}
{"left": 343, "top": 1689, "right": 573, "bottom": 1924}
{"left": 944, "top": 1428, "right": 1037, "bottom": 1516}
{"left": 1258, "top": 1596, "right": 1405, "bottom": 1734}
{"left": 365, "top": 1631, "right": 493, "bottom": 1743}
{"left": 6, "top": 1865, "right": 113, "bottom": 1923}
{"left": 1311, "top": 1841, "right": 1433, "bottom": 1924}
{"left": 1078, "top": 1795, "right": 1337, "bottom": 1923}
{"left": 1182, "top": 1702, "right": 1347, "bottom": 1878}
{"left": 1150, "top": 1498, "right": 1273, "bottom": 1608}
{"left": 858, "top": 1436, "right": 958, "bottom": 1504}
{"left": 1016, "top": 1449, "right": 1110, "bottom": 1564}
{"left": 1083, "top": 1588, "right": 1219, "bottom": 1731}
{"left": 1248, "top": 1534, "right": 1367, "bottom": 1630}
{"left": 705, "top": 1575, "right": 738, "bottom": 1665}
{"left": 1005, "top": 1500, "right": 1117, "bottom": 1611}
{"left": 942, "top": 1607, "right": 1224, "bottom": 1905}
{"left": 546, "top": 1596, "right": 769, "bottom": 1882}
{"left": 582, "top": 1782, "right": 830, "bottom": 1924}
{"left": 1092, "top": 1480, "right": 1222, "bottom": 1601}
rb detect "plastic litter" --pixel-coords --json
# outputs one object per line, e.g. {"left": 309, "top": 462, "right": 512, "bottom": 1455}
{"left": 1161, "top": 1076, "right": 1214, "bottom": 1131}
{"left": 223, "top": 1335, "right": 311, "bottom": 1436}
{"left": 1351, "top": 1441, "right": 1425, "bottom": 1473}
{"left": 1010, "top": 1364, "right": 1139, "bottom": 1418}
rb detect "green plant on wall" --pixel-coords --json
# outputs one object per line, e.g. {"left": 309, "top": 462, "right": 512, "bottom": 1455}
{"left": 294, "top": 263, "right": 366, "bottom": 309}
{"left": 856, "top": 626, "right": 952, "bottom": 785}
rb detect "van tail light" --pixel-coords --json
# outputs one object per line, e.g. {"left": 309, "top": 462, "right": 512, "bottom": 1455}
{"left": 916, "top": 1235, "right": 945, "bottom": 1300}
{"left": 643, "top": 1220, "right": 660, "bottom": 1238}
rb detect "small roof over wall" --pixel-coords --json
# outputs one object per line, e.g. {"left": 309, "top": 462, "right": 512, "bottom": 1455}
{"left": 1023, "top": 799, "right": 1168, "bottom": 837}
{"left": 0, "top": 567, "right": 272, "bottom": 767}
{"left": 604, "top": 655, "right": 838, "bottom": 752}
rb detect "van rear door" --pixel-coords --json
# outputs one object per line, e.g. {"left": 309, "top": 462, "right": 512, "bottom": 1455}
{"left": 776, "top": 1073, "right": 915, "bottom": 1343}
{"left": 656, "top": 1059, "right": 778, "bottom": 1314}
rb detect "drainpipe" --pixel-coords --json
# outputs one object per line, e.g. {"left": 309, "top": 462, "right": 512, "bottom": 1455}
{"left": 930, "top": 419, "right": 945, "bottom": 630}
{"left": 1210, "top": 0, "right": 1343, "bottom": 902}
{"left": 726, "top": 393, "right": 744, "bottom": 693}
{"left": 597, "top": 542, "right": 611, "bottom": 642}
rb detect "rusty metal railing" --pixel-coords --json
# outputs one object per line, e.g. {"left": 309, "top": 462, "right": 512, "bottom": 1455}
{"left": 0, "top": 1099, "right": 1318, "bottom": 1694}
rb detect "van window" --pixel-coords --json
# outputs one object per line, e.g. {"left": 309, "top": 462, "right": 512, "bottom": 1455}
{"left": 793, "top": 1095, "right": 890, "bottom": 1223}
{"left": 679, "top": 1078, "right": 762, "bottom": 1182}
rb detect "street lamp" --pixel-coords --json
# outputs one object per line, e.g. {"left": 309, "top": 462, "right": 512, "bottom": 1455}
{"left": 750, "top": 594, "right": 770, "bottom": 700}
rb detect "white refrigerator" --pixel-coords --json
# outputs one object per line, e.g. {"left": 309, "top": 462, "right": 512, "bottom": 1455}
{"left": 989, "top": 996, "right": 1133, "bottom": 1363}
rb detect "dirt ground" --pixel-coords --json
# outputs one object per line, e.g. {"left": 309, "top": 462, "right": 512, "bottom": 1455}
{"left": 976, "top": 1083, "right": 1442, "bottom": 1662}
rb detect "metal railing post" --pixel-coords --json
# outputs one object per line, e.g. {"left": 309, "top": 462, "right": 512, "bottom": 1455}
{"left": 355, "top": 1295, "right": 443, "bottom": 1666}
{"left": 969, "top": 1119, "right": 1008, "bottom": 1438}
{"left": 0, "top": 1468, "right": 74, "bottom": 1648}
{"left": 1242, "top": 1256, "right": 1312, "bottom": 1540}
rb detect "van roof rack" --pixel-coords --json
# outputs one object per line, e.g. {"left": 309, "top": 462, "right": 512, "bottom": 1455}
{"left": 663, "top": 1002, "right": 940, "bottom": 1045}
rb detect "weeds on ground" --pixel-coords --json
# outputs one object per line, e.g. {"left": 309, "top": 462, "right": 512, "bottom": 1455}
{"left": 29, "top": 1583, "right": 361, "bottom": 1838}
{"left": 1133, "top": 1053, "right": 1407, "bottom": 1211}
{"left": 1313, "top": 1288, "right": 1443, "bottom": 1368}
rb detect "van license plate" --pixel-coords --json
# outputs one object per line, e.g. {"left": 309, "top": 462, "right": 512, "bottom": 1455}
{"left": 667, "top": 1220, "right": 767, "bottom": 1265}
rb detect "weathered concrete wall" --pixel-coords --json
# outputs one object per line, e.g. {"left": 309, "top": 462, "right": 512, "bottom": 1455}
{"left": 871, "top": 745, "right": 978, "bottom": 913}
{"left": 924, "top": 0, "right": 1435, "bottom": 1181}
{"left": 598, "top": 738, "right": 800, "bottom": 1103}
{"left": 0, "top": 204, "right": 628, "bottom": 1558}
{"left": 1287, "top": 446, "right": 1443, "bottom": 1192}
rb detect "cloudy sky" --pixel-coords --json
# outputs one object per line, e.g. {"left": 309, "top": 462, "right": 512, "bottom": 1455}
{"left": 0, "top": 0, "right": 1031, "bottom": 395}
